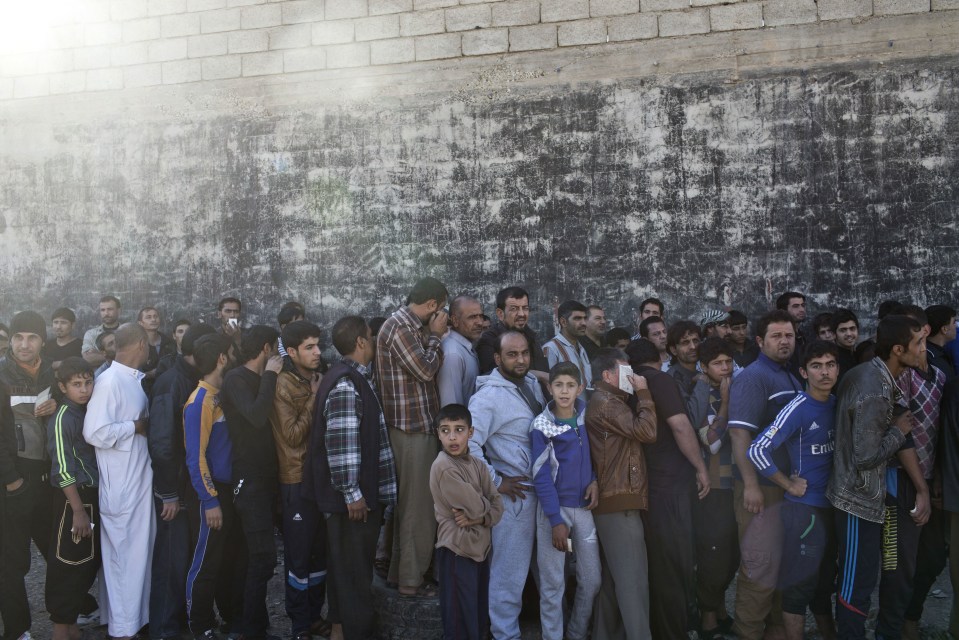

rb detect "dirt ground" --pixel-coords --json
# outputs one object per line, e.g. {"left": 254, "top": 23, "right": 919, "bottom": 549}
{"left": 16, "top": 539, "right": 958, "bottom": 639}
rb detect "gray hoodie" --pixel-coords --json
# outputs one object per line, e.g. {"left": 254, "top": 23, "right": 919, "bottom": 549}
{"left": 467, "top": 368, "right": 546, "bottom": 487}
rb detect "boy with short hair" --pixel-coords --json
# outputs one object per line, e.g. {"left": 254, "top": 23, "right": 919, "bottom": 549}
{"left": 531, "top": 362, "right": 601, "bottom": 640}
{"left": 46, "top": 357, "right": 100, "bottom": 640}
{"left": 429, "top": 404, "right": 504, "bottom": 640}
{"left": 748, "top": 341, "right": 841, "bottom": 640}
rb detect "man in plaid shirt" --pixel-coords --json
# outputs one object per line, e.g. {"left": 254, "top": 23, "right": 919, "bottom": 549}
{"left": 376, "top": 277, "right": 449, "bottom": 597}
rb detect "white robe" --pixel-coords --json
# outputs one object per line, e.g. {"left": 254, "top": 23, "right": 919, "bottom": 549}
{"left": 83, "top": 361, "right": 156, "bottom": 638}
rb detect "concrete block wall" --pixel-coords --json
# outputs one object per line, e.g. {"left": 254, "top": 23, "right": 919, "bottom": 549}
{"left": 0, "top": 0, "right": 954, "bottom": 99}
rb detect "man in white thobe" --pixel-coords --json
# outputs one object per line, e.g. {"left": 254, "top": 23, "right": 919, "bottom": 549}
{"left": 83, "top": 323, "right": 156, "bottom": 640}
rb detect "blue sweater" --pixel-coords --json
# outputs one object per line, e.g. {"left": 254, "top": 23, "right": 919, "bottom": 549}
{"left": 530, "top": 399, "right": 596, "bottom": 528}
{"left": 748, "top": 392, "right": 836, "bottom": 507}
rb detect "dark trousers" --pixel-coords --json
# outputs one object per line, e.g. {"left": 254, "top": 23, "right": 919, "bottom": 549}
{"left": 186, "top": 482, "right": 242, "bottom": 636}
{"left": 778, "top": 502, "right": 836, "bottom": 616}
{"left": 836, "top": 510, "right": 883, "bottom": 639}
{"left": 643, "top": 487, "right": 695, "bottom": 640}
{"left": 149, "top": 497, "right": 190, "bottom": 639}
{"left": 325, "top": 508, "right": 381, "bottom": 640}
{"left": 906, "top": 505, "right": 948, "bottom": 621}
{"left": 0, "top": 466, "right": 52, "bottom": 639}
{"left": 45, "top": 486, "right": 101, "bottom": 625}
{"left": 281, "top": 482, "right": 327, "bottom": 635}
{"left": 436, "top": 546, "right": 489, "bottom": 640}
{"left": 233, "top": 477, "right": 278, "bottom": 638}
{"left": 876, "top": 478, "right": 923, "bottom": 640}
{"left": 694, "top": 487, "right": 739, "bottom": 616}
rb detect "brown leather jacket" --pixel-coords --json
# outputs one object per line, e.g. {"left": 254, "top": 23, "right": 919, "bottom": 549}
{"left": 585, "top": 381, "right": 657, "bottom": 514}
{"left": 271, "top": 368, "right": 318, "bottom": 484}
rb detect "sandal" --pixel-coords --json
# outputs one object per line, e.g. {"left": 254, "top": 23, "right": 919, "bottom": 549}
{"left": 398, "top": 582, "right": 438, "bottom": 598}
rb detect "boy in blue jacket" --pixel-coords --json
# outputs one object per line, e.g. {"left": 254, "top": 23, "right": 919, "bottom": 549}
{"left": 531, "top": 362, "right": 601, "bottom": 640}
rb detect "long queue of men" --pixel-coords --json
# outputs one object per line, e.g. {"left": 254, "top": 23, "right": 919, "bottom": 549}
{"left": 1, "top": 281, "right": 958, "bottom": 640}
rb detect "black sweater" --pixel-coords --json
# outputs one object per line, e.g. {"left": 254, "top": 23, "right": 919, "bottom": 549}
{"left": 221, "top": 365, "right": 279, "bottom": 484}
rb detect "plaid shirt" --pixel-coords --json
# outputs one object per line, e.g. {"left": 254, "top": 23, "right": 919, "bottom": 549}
{"left": 375, "top": 306, "right": 443, "bottom": 434}
{"left": 896, "top": 364, "right": 946, "bottom": 480}
{"left": 324, "top": 359, "right": 398, "bottom": 506}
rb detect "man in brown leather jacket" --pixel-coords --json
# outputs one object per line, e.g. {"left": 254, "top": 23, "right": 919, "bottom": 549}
{"left": 270, "top": 320, "right": 329, "bottom": 640}
{"left": 585, "top": 347, "right": 657, "bottom": 640}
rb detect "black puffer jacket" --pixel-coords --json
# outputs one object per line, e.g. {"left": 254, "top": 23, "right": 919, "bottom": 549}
{"left": 148, "top": 355, "right": 200, "bottom": 502}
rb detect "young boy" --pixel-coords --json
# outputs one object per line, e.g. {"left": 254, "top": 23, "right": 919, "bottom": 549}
{"left": 748, "top": 341, "right": 841, "bottom": 640}
{"left": 531, "top": 362, "right": 601, "bottom": 640}
{"left": 45, "top": 357, "right": 100, "bottom": 640}
{"left": 429, "top": 404, "right": 504, "bottom": 640}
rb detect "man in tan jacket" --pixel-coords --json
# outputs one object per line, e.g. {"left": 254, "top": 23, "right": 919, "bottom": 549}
{"left": 271, "top": 320, "right": 329, "bottom": 640}
{"left": 585, "top": 347, "right": 657, "bottom": 640}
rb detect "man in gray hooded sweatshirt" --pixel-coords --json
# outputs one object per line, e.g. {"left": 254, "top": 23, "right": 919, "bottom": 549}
{"left": 468, "top": 330, "right": 546, "bottom": 640}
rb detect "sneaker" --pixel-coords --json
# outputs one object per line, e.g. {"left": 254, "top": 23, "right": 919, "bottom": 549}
{"left": 77, "top": 608, "right": 101, "bottom": 627}
{"left": 195, "top": 630, "right": 220, "bottom": 640}
{"left": 16, "top": 633, "right": 32, "bottom": 640}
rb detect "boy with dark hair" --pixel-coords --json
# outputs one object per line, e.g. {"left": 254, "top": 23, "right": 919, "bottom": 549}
{"left": 727, "top": 310, "right": 759, "bottom": 368}
{"left": 749, "top": 341, "right": 841, "bottom": 640}
{"left": 638, "top": 297, "right": 664, "bottom": 321}
{"left": 45, "top": 307, "right": 82, "bottom": 370}
{"left": 429, "top": 404, "right": 504, "bottom": 640}
{"left": 812, "top": 312, "right": 836, "bottom": 343}
{"left": 605, "top": 327, "right": 631, "bottom": 350}
{"left": 831, "top": 309, "right": 860, "bottom": 381}
{"left": 276, "top": 301, "right": 306, "bottom": 358}
{"left": 46, "top": 357, "right": 99, "bottom": 640}
{"left": 531, "top": 362, "right": 600, "bottom": 640}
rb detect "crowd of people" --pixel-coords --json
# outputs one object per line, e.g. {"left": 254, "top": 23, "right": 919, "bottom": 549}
{"left": 0, "top": 281, "right": 958, "bottom": 640}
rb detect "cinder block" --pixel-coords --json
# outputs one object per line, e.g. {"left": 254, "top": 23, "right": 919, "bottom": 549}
{"left": 590, "top": 0, "right": 639, "bottom": 17}
{"left": 326, "top": 42, "right": 372, "bottom": 67}
{"left": 149, "top": 0, "right": 187, "bottom": 16}
{"left": 14, "top": 76, "right": 50, "bottom": 99}
{"left": 370, "top": 37, "right": 416, "bottom": 63}
{"left": 162, "top": 59, "right": 202, "bottom": 82}
{"left": 691, "top": 0, "right": 735, "bottom": 5}
{"left": 640, "top": 0, "right": 687, "bottom": 10}
{"left": 874, "top": 0, "right": 931, "bottom": 15}
{"left": 111, "top": 42, "right": 151, "bottom": 65}
{"left": 123, "top": 17, "right": 161, "bottom": 42}
{"left": 149, "top": 37, "right": 189, "bottom": 61}
{"left": 111, "top": 0, "right": 149, "bottom": 21}
{"left": 229, "top": 29, "right": 269, "bottom": 52}
{"left": 83, "top": 1, "right": 112, "bottom": 22}
{"left": 312, "top": 20, "right": 355, "bottom": 44}
{"left": 932, "top": 0, "right": 959, "bottom": 9}
{"left": 446, "top": 4, "right": 493, "bottom": 31}
{"left": 202, "top": 55, "right": 242, "bottom": 78}
{"left": 0, "top": 78, "right": 12, "bottom": 100}
{"left": 462, "top": 27, "right": 509, "bottom": 54}
{"left": 0, "top": 53, "right": 36, "bottom": 76}
{"left": 326, "top": 0, "right": 368, "bottom": 19}
{"left": 817, "top": 0, "right": 872, "bottom": 20}
{"left": 710, "top": 2, "right": 762, "bottom": 31}
{"left": 36, "top": 50, "right": 74, "bottom": 74}
{"left": 414, "top": 0, "right": 457, "bottom": 8}
{"left": 200, "top": 8, "right": 241, "bottom": 33}
{"left": 558, "top": 18, "right": 607, "bottom": 45}
{"left": 241, "top": 50, "right": 283, "bottom": 74}
{"left": 371, "top": 0, "right": 413, "bottom": 15}
{"left": 658, "top": 9, "right": 710, "bottom": 36}
{"left": 74, "top": 46, "right": 112, "bottom": 70}
{"left": 762, "top": 0, "right": 816, "bottom": 26}
{"left": 541, "top": 0, "right": 590, "bottom": 22}
{"left": 86, "top": 68, "right": 124, "bottom": 91}
{"left": 283, "top": 46, "right": 327, "bottom": 71}
{"left": 414, "top": 32, "right": 461, "bottom": 59}
{"left": 187, "top": 0, "right": 226, "bottom": 10}
{"left": 282, "top": 0, "right": 325, "bottom": 23}
{"left": 607, "top": 12, "right": 657, "bottom": 39}
{"left": 161, "top": 12, "right": 201, "bottom": 37}
{"left": 123, "top": 63, "right": 163, "bottom": 87}
{"left": 188, "top": 33, "right": 229, "bottom": 56}
{"left": 229, "top": 0, "right": 267, "bottom": 6}
{"left": 268, "top": 24, "right": 312, "bottom": 48}
{"left": 355, "top": 14, "right": 401, "bottom": 40}
{"left": 241, "top": 4, "right": 282, "bottom": 28}
{"left": 85, "top": 22, "right": 123, "bottom": 46}
{"left": 492, "top": 1, "right": 540, "bottom": 26}
{"left": 49, "top": 71, "right": 86, "bottom": 95}
{"left": 52, "top": 25, "right": 85, "bottom": 49}
{"left": 400, "top": 9, "right": 446, "bottom": 35}
{"left": 509, "top": 23, "right": 557, "bottom": 50}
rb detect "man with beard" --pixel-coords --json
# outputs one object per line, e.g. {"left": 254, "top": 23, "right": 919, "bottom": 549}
{"left": 82, "top": 295, "right": 121, "bottom": 367}
{"left": 44, "top": 307, "right": 82, "bottom": 370}
{"left": 581, "top": 305, "right": 607, "bottom": 361}
{"left": 477, "top": 286, "right": 548, "bottom": 377}
{"left": 542, "top": 301, "right": 592, "bottom": 400}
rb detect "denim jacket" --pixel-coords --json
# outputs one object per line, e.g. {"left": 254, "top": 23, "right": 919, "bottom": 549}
{"left": 827, "top": 357, "right": 908, "bottom": 523}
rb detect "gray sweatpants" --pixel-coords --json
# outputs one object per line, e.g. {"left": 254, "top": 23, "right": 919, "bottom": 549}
{"left": 536, "top": 505, "right": 601, "bottom": 640}
{"left": 489, "top": 493, "right": 537, "bottom": 640}
{"left": 592, "top": 510, "right": 652, "bottom": 640}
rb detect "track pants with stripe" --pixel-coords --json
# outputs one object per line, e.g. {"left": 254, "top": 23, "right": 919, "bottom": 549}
{"left": 186, "top": 482, "right": 238, "bottom": 636}
{"left": 876, "top": 472, "right": 922, "bottom": 640}
{"left": 835, "top": 510, "right": 882, "bottom": 639}
{"left": 281, "top": 482, "right": 327, "bottom": 636}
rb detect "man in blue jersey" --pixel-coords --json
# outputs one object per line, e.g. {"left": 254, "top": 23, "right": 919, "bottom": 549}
{"left": 749, "top": 341, "right": 841, "bottom": 640}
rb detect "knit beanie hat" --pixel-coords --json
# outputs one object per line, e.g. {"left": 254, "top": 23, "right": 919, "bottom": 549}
{"left": 10, "top": 311, "right": 47, "bottom": 343}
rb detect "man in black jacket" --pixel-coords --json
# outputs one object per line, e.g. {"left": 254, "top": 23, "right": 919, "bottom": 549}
{"left": 221, "top": 325, "right": 283, "bottom": 640}
{"left": 147, "top": 323, "right": 214, "bottom": 640}
{"left": 476, "top": 286, "right": 548, "bottom": 377}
